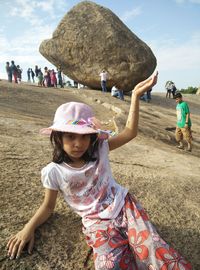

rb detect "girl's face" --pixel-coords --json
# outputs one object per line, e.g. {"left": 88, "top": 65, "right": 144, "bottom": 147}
{"left": 62, "top": 133, "right": 91, "bottom": 161}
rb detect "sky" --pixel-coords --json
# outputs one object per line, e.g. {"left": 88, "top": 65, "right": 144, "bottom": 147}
{"left": 0, "top": 0, "right": 200, "bottom": 92}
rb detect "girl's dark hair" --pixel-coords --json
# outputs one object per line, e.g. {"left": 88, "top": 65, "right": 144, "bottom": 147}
{"left": 50, "top": 131, "right": 99, "bottom": 164}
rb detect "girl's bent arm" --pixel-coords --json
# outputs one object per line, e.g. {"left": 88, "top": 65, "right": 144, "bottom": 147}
{"left": 24, "top": 188, "right": 58, "bottom": 230}
{"left": 108, "top": 72, "right": 158, "bottom": 151}
{"left": 7, "top": 188, "right": 58, "bottom": 259}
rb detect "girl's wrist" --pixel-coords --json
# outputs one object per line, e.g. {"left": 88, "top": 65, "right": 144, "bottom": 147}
{"left": 131, "top": 90, "right": 140, "bottom": 99}
{"left": 24, "top": 222, "right": 36, "bottom": 232}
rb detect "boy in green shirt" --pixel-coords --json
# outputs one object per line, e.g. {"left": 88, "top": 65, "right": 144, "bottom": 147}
{"left": 175, "top": 92, "right": 192, "bottom": 151}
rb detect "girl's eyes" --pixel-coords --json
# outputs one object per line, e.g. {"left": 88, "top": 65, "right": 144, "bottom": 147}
{"left": 63, "top": 134, "right": 90, "bottom": 140}
{"left": 64, "top": 134, "right": 75, "bottom": 140}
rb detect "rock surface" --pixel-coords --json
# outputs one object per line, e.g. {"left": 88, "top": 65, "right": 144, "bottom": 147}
{"left": 39, "top": 1, "right": 157, "bottom": 91}
{"left": 1, "top": 80, "right": 200, "bottom": 269}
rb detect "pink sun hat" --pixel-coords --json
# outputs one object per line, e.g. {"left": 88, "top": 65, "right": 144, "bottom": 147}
{"left": 40, "top": 102, "right": 111, "bottom": 139}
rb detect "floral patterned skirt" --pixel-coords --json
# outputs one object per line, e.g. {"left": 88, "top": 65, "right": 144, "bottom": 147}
{"left": 83, "top": 193, "right": 192, "bottom": 270}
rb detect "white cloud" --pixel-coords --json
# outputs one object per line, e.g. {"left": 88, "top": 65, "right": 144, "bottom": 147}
{"left": 120, "top": 6, "right": 142, "bottom": 23}
{"left": 8, "top": 0, "right": 67, "bottom": 26}
{"left": 0, "top": 23, "right": 55, "bottom": 78}
{"left": 150, "top": 32, "right": 200, "bottom": 72}
{"left": 0, "top": 24, "right": 53, "bottom": 55}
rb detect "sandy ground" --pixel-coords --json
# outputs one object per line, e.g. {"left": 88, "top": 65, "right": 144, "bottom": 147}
{"left": 0, "top": 80, "right": 199, "bottom": 270}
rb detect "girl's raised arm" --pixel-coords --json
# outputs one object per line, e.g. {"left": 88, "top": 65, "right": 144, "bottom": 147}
{"left": 7, "top": 188, "right": 58, "bottom": 259}
{"left": 108, "top": 72, "right": 158, "bottom": 151}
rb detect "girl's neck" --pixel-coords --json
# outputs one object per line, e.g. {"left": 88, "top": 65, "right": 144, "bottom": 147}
{"left": 67, "top": 159, "right": 87, "bottom": 168}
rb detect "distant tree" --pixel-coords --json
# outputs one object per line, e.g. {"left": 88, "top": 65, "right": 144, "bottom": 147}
{"left": 180, "top": 86, "right": 198, "bottom": 94}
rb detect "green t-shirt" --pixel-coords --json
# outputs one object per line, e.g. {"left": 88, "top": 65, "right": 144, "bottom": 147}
{"left": 176, "top": 101, "right": 191, "bottom": 128}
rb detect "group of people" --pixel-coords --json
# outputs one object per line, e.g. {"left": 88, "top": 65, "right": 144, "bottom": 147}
{"left": 5, "top": 61, "right": 23, "bottom": 84}
{"left": 165, "top": 80, "right": 177, "bottom": 98}
{"left": 5, "top": 62, "right": 192, "bottom": 155}
{"left": 99, "top": 70, "right": 155, "bottom": 103}
{"left": 98, "top": 71, "right": 192, "bottom": 153}
{"left": 27, "top": 66, "right": 64, "bottom": 88}
{"left": 6, "top": 71, "right": 192, "bottom": 269}
{"left": 5, "top": 62, "right": 64, "bottom": 88}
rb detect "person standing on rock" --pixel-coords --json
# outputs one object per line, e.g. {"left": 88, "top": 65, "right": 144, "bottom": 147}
{"left": 16, "top": 65, "right": 23, "bottom": 84}
{"left": 27, "top": 68, "right": 31, "bottom": 82}
{"left": 10, "top": 60, "right": 18, "bottom": 83}
{"left": 175, "top": 92, "right": 192, "bottom": 152}
{"left": 146, "top": 88, "right": 152, "bottom": 102}
{"left": 30, "top": 69, "right": 35, "bottom": 83}
{"left": 50, "top": 69, "right": 57, "bottom": 88}
{"left": 6, "top": 72, "right": 191, "bottom": 270}
{"left": 165, "top": 80, "right": 172, "bottom": 98}
{"left": 57, "top": 66, "right": 64, "bottom": 88}
{"left": 5, "top": 62, "right": 12, "bottom": 82}
{"left": 171, "top": 81, "right": 177, "bottom": 98}
{"left": 99, "top": 69, "right": 108, "bottom": 92}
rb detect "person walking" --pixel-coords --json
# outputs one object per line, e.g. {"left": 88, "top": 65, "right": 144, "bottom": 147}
{"left": 174, "top": 92, "right": 192, "bottom": 152}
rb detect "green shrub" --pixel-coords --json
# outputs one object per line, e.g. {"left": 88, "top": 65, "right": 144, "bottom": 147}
{"left": 180, "top": 86, "right": 198, "bottom": 94}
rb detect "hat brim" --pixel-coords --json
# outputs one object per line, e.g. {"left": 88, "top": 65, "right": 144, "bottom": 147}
{"left": 40, "top": 124, "right": 99, "bottom": 135}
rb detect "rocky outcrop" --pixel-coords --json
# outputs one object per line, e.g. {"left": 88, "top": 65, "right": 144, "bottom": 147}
{"left": 39, "top": 1, "right": 157, "bottom": 91}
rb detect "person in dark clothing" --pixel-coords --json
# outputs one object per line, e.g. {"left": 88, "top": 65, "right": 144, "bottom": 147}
{"left": 10, "top": 61, "right": 18, "bottom": 83}
{"left": 146, "top": 88, "right": 152, "bottom": 102}
{"left": 16, "top": 65, "right": 23, "bottom": 83}
{"left": 6, "top": 62, "right": 12, "bottom": 82}
{"left": 35, "top": 66, "right": 39, "bottom": 77}
{"left": 171, "top": 82, "right": 177, "bottom": 98}
{"left": 27, "top": 68, "right": 31, "bottom": 82}
{"left": 30, "top": 69, "right": 35, "bottom": 83}
{"left": 57, "top": 66, "right": 64, "bottom": 88}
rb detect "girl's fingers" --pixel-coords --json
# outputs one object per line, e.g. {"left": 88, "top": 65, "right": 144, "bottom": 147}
{"left": 16, "top": 240, "right": 26, "bottom": 259}
{"left": 28, "top": 236, "right": 34, "bottom": 254}
{"left": 8, "top": 237, "right": 18, "bottom": 255}
{"left": 134, "top": 73, "right": 158, "bottom": 93}
{"left": 9, "top": 239, "right": 21, "bottom": 259}
{"left": 7, "top": 235, "right": 16, "bottom": 248}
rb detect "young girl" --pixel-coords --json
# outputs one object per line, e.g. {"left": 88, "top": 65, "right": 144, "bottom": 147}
{"left": 7, "top": 72, "right": 191, "bottom": 270}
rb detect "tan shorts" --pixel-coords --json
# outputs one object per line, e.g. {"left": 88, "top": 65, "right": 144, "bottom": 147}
{"left": 175, "top": 127, "right": 192, "bottom": 143}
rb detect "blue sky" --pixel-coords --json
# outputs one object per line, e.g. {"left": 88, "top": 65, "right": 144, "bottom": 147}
{"left": 0, "top": 0, "right": 200, "bottom": 91}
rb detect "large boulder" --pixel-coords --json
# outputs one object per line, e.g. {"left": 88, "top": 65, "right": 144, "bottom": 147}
{"left": 196, "top": 87, "right": 200, "bottom": 95}
{"left": 39, "top": 1, "right": 157, "bottom": 91}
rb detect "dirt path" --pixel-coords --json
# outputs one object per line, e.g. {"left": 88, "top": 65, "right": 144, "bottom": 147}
{"left": 0, "top": 81, "right": 199, "bottom": 269}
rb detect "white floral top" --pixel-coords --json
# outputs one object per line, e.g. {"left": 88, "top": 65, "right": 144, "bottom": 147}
{"left": 41, "top": 140, "right": 128, "bottom": 227}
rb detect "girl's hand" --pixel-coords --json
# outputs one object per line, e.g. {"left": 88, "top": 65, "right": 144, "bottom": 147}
{"left": 133, "top": 71, "right": 158, "bottom": 97}
{"left": 7, "top": 227, "right": 35, "bottom": 259}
